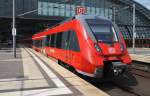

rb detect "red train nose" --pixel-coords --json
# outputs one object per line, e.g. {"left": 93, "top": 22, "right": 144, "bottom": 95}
{"left": 98, "top": 42, "right": 123, "bottom": 56}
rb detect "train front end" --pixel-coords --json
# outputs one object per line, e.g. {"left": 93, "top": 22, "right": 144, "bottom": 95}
{"left": 77, "top": 15, "right": 132, "bottom": 78}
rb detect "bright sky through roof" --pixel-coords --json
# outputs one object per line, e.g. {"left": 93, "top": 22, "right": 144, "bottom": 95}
{"left": 135, "top": 0, "right": 150, "bottom": 10}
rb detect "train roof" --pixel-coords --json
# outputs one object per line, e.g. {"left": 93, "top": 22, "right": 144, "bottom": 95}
{"left": 32, "top": 15, "right": 112, "bottom": 39}
{"left": 49, "top": 15, "right": 112, "bottom": 29}
{"left": 74, "top": 15, "right": 110, "bottom": 21}
{"left": 60, "top": 15, "right": 111, "bottom": 23}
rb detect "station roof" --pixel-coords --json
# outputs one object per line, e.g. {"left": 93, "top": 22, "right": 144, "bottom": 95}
{"left": 119, "top": 0, "right": 150, "bottom": 20}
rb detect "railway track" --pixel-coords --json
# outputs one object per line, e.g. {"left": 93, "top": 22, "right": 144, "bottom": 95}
{"left": 59, "top": 61, "right": 150, "bottom": 96}
{"left": 131, "top": 61, "right": 150, "bottom": 79}
{"left": 132, "top": 61, "right": 150, "bottom": 72}
{"left": 131, "top": 68, "right": 150, "bottom": 79}
{"left": 112, "top": 81, "right": 143, "bottom": 96}
{"left": 98, "top": 62, "right": 150, "bottom": 96}
{"left": 99, "top": 62, "right": 150, "bottom": 96}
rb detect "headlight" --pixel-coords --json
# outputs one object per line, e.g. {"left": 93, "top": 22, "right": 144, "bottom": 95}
{"left": 94, "top": 43, "right": 101, "bottom": 52}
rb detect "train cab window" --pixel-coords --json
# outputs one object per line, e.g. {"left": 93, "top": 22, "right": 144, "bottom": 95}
{"left": 56, "top": 32, "right": 63, "bottom": 48}
{"left": 86, "top": 19, "right": 118, "bottom": 44}
{"left": 68, "top": 30, "right": 80, "bottom": 52}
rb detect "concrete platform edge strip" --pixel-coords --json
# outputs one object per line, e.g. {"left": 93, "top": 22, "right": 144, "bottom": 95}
{"left": 25, "top": 48, "right": 73, "bottom": 95}
{"left": 28, "top": 48, "right": 109, "bottom": 96}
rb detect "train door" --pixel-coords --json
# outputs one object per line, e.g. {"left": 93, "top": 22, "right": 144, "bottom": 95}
{"left": 61, "top": 30, "right": 80, "bottom": 65}
{"left": 42, "top": 37, "right": 45, "bottom": 53}
{"left": 61, "top": 31, "right": 71, "bottom": 63}
{"left": 68, "top": 30, "right": 80, "bottom": 66}
{"left": 66, "top": 31, "right": 72, "bottom": 64}
{"left": 42, "top": 36, "right": 47, "bottom": 54}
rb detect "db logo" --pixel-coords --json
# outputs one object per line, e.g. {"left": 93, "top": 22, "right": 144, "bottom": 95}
{"left": 76, "top": 6, "right": 87, "bottom": 15}
{"left": 109, "top": 48, "right": 116, "bottom": 53}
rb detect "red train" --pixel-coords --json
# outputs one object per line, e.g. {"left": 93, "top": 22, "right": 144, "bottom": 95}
{"left": 32, "top": 15, "right": 132, "bottom": 78}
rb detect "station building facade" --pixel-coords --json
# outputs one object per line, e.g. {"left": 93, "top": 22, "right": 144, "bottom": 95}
{"left": 0, "top": 0, "right": 150, "bottom": 47}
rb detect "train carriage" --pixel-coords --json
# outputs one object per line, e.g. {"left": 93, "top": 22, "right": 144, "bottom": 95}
{"left": 32, "top": 15, "right": 132, "bottom": 78}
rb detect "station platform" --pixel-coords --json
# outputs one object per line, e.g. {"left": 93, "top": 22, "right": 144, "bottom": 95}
{"left": 0, "top": 46, "right": 108, "bottom": 96}
{"left": 128, "top": 48, "right": 150, "bottom": 63}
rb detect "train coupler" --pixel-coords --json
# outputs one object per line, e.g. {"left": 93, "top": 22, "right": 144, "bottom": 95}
{"left": 111, "top": 62, "right": 127, "bottom": 76}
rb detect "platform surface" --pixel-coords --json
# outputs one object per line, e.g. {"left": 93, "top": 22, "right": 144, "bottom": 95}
{"left": 0, "top": 45, "right": 108, "bottom": 96}
{"left": 128, "top": 48, "right": 150, "bottom": 63}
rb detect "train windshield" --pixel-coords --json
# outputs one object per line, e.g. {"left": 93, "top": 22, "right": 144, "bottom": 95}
{"left": 86, "top": 19, "right": 118, "bottom": 43}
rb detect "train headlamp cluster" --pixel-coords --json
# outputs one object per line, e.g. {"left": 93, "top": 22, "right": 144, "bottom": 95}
{"left": 94, "top": 43, "right": 101, "bottom": 52}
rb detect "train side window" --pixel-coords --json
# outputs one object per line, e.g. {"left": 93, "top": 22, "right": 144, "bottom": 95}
{"left": 44, "top": 36, "right": 49, "bottom": 46}
{"left": 33, "top": 40, "right": 35, "bottom": 46}
{"left": 48, "top": 35, "right": 51, "bottom": 46}
{"left": 56, "top": 32, "right": 63, "bottom": 48}
{"left": 39, "top": 40, "right": 42, "bottom": 48}
{"left": 35, "top": 40, "right": 37, "bottom": 47}
{"left": 35, "top": 40, "right": 41, "bottom": 48}
{"left": 61, "top": 31, "right": 70, "bottom": 49}
{"left": 35, "top": 40, "right": 39, "bottom": 47}
{"left": 69, "top": 30, "right": 80, "bottom": 52}
{"left": 50, "top": 34, "right": 56, "bottom": 47}
{"left": 36, "top": 40, "right": 39, "bottom": 47}
{"left": 43, "top": 37, "right": 46, "bottom": 47}
{"left": 40, "top": 40, "right": 43, "bottom": 48}
{"left": 38, "top": 40, "right": 41, "bottom": 48}
{"left": 54, "top": 34, "right": 57, "bottom": 47}
{"left": 66, "top": 31, "right": 71, "bottom": 50}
